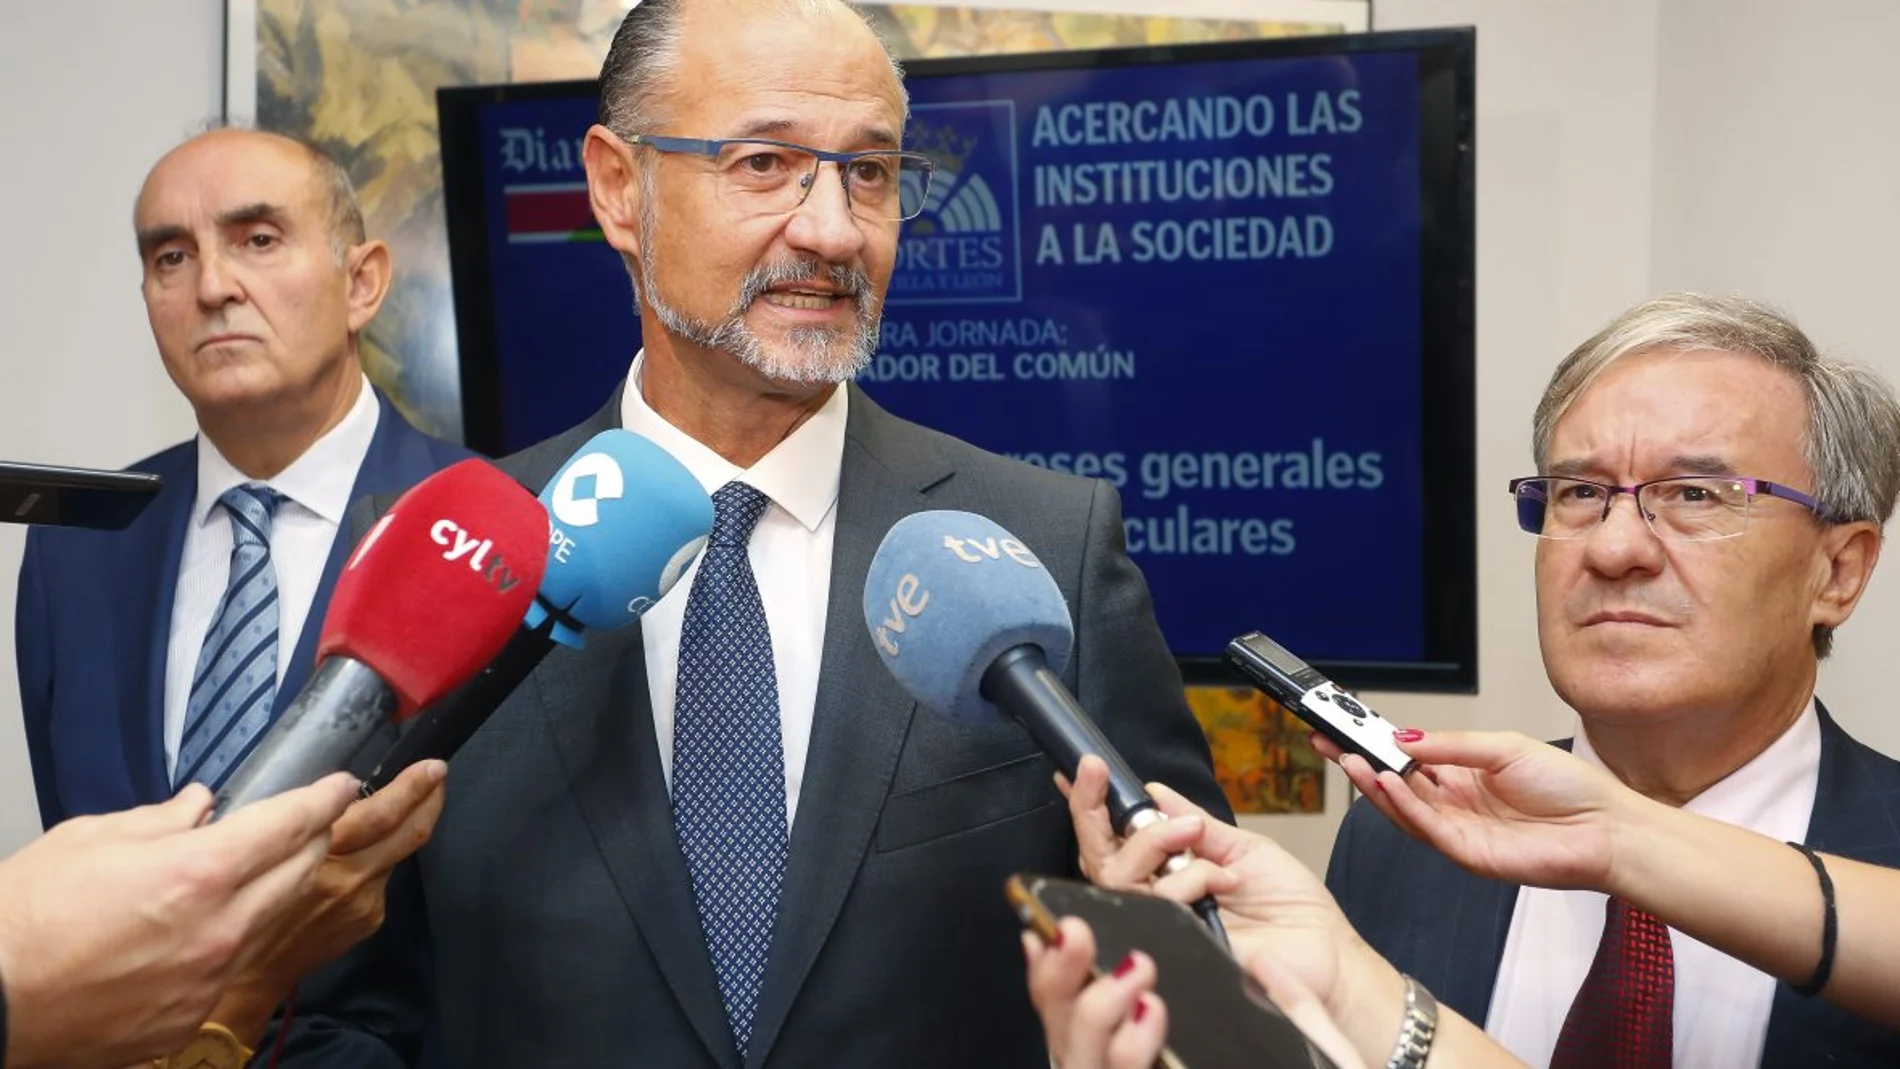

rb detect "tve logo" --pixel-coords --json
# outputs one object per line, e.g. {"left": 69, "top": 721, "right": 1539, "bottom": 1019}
{"left": 890, "top": 101, "right": 1023, "bottom": 305}
{"left": 871, "top": 571, "right": 931, "bottom": 657}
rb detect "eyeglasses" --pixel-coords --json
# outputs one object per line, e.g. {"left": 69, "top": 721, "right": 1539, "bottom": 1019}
{"left": 625, "top": 133, "right": 936, "bottom": 222}
{"left": 1508, "top": 475, "right": 1822, "bottom": 541}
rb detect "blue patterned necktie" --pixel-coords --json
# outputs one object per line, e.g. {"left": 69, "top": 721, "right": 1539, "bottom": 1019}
{"left": 175, "top": 483, "right": 284, "bottom": 792}
{"left": 672, "top": 481, "right": 788, "bottom": 1060}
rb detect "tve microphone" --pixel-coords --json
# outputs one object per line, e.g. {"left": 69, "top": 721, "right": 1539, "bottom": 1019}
{"left": 862, "top": 510, "right": 1229, "bottom": 946}
{"left": 1225, "top": 632, "right": 1416, "bottom": 776}
{"left": 211, "top": 459, "right": 550, "bottom": 817}
{"left": 358, "top": 430, "right": 712, "bottom": 794}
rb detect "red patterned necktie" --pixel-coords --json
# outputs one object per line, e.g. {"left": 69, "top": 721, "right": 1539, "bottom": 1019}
{"left": 1549, "top": 896, "right": 1675, "bottom": 1069}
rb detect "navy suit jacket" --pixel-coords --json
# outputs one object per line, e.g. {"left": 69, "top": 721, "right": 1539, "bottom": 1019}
{"left": 14, "top": 390, "right": 469, "bottom": 1066}
{"left": 1327, "top": 701, "right": 1900, "bottom": 1068}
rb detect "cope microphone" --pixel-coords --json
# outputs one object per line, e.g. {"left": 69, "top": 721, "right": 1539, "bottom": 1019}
{"left": 359, "top": 430, "right": 712, "bottom": 795}
{"left": 861, "top": 510, "right": 1229, "bottom": 946}
{"left": 211, "top": 459, "right": 550, "bottom": 818}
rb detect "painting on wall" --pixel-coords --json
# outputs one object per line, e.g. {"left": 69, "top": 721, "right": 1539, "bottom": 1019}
{"left": 1185, "top": 685, "right": 1327, "bottom": 814}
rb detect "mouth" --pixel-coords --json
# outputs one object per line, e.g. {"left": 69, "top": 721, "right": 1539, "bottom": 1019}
{"left": 1581, "top": 610, "right": 1674, "bottom": 628}
{"left": 196, "top": 333, "right": 260, "bottom": 351}
{"left": 758, "top": 287, "right": 855, "bottom": 311}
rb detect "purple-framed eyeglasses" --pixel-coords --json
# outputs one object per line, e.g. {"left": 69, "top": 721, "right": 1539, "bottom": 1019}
{"left": 1509, "top": 475, "right": 1822, "bottom": 541}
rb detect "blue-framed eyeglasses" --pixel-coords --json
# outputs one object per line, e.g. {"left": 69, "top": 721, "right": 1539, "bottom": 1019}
{"left": 1509, "top": 475, "right": 1823, "bottom": 541}
{"left": 625, "top": 133, "right": 936, "bottom": 222}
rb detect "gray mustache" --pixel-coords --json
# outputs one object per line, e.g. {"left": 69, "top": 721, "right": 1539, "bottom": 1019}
{"left": 736, "top": 260, "right": 870, "bottom": 310}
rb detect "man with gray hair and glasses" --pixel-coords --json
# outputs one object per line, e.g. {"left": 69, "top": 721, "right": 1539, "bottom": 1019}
{"left": 1328, "top": 292, "right": 1900, "bottom": 1069}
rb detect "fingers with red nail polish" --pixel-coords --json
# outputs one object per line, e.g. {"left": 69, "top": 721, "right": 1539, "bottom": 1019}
{"left": 1394, "top": 727, "right": 1425, "bottom": 743}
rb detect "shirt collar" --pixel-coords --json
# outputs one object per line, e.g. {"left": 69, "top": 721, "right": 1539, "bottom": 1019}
{"left": 193, "top": 375, "right": 381, "bottom": 528}
{"left": 1572, "top": 696, "right": 1822, "bottom": 826}
{"left": 618, "top": 350, "right": 846, "bottom": 532}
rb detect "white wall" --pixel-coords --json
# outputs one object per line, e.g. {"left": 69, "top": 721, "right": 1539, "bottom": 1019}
{"left": 0, "top": 0, "right": 219, "bottom": 850}
{"left": 1650, "top": 0, "right": 1900, "bottom": 758}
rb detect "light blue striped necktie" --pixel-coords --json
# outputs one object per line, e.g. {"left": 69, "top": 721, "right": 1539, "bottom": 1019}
{"left": 175, "top": 483, "right": 284, "bottom": 792}
{"left": 671, "top": 481, "right": 787, "bottom": 1061}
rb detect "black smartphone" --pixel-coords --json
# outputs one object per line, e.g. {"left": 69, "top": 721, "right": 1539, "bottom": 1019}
{"left": 1224, "top": 631, "right": 1416, "bottom": 776}
{"left": 1008, "top": 874, "right": 1339, "bottom": 1069}
{"left": 0, "top": 461, "right": 164, "bottom": 530}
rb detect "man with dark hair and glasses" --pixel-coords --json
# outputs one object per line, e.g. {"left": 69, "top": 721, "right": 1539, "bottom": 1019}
{"left": 283, "top": 2, "right": 1226, "bottom": 1068}
{"left": 1329, "top": 292, "right": 1900, "bottom": 1069}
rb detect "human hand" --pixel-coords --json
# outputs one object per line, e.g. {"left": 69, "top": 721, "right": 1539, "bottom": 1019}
{"left": 0, "top": 773, "right": 357, "bottom": 1068}
{"left": 1023, "top": 916, "right": 1165, "bottom": 1069}
{"left": 1058, "top": 756, "right": 1400, "bottom": 1058}
{"left": 1315, "top": 729, "right": 1633, "bottom": 891}
{"left": 206, "top": 760, "right": 447, "bottom": 1045}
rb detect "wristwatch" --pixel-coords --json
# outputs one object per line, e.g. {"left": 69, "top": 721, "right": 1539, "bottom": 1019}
{"left": 156, "top": 1021, "right": 254, "bottom": 1069}
{"left": 1383, "top": 974, "right": 1439, "bottom": 1069}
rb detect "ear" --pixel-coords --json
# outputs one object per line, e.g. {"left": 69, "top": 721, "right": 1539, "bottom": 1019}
{"left": 343, "top": 239, "right": 392, "bottom": 334}
{"left": 1811, "top": 521, "right": 1882, "bottom": 631}
{"left": 583, "top": 124, "right": 646, "bottom": 258}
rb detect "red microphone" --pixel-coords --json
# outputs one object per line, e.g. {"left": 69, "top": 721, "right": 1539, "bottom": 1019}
{"left": 211, "top": 459, "right": 549, "bottom": 817}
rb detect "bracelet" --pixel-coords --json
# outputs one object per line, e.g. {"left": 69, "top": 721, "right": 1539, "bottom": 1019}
{"left": 1788, "top": 842, "right": 1837, "bottom": 997}
{"left": 1383, "top": 974, "right": 1438, "bottom": 1069}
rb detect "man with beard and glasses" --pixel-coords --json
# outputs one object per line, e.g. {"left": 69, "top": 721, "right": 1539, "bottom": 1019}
{"left": 283, "top": 2, "right": 1228, "bottom": 1068}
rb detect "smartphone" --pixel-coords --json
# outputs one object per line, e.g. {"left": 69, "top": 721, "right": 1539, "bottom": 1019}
{"left": 1224, "top": 631, "right": 1416, "bottom": 776}
{"left": 1008, "top": 874, "right": 1338, "bottom": 1069}
{"left": 0, "top": 461, "right": 164, "bottom": 530}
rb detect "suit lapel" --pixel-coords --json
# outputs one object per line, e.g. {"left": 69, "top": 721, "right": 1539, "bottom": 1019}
{"left": 537, "top": 623, "right": 739, "bottom": 1069}
{"left": 1761, "top": 700, "right": 1890, "bottom": 1067}
{"left": 276, "top": 391, "right": 444, "bottom": 713}
{"left": 119, "top": 445, "right": 198, "bottom": 802}
{"left": 745, "top": 388, "right": 948, "bottom": 1069}
{"left": 1432, "top": 872, "right": 1517, "bottom": 1023}
{"left": 508, "top": 386, "right": 739, "bottom": 1067}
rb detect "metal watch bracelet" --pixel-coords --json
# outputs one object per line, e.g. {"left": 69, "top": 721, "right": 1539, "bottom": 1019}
{"left": 1383, "top": 974, "right": 1439, "bottom": 1069}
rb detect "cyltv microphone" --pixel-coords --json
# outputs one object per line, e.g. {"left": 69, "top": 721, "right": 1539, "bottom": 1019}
{"left": 861, "top": 510, "right": 1229, "bottom": 946}
{"left": 211, "top": 459, "right": 550, "bottom": 817}
{"left": 359, "top": 430, "right": 712, "bottom": 795}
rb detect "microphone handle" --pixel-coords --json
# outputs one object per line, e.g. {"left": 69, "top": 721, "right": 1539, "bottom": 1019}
{"left": 359, "top": 622, "right": 559, "bottom": 797}
{"left": 212, "top": 656, "right": 397, "bottom": 820}
{"left": 980, "top": 644, "right": 1151, "bottom": 831}
{"left": 980, "top": 644, "right": 1231, "bottom": 950}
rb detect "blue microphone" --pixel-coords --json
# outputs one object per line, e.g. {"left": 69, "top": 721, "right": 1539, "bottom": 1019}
{"left": 360, "top": 429, "right": 711, "bottom": 793}
{"left": 862, "top": 510, "right": 1229, "bottom": 946}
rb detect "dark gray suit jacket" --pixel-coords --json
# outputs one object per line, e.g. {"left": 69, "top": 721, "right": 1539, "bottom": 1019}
{"left": 291, "top": 383, "right": 1229, "bottom": 1069}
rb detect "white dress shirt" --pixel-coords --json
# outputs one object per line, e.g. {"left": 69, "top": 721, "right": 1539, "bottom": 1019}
{"left": 162, "top": 377, "right": 381, "bottom": 776}
{"left": 619, "top": 351, "right": 846, "bottom": 829}
{"left": 1485, "top": 700, "right": 1823, "bottom": 1069}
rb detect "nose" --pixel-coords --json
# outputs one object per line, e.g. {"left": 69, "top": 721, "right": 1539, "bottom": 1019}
{"left": 195, "top": 248, "right": 244, "bottom": 308}
{"left": 1581, "top": 492, "right": 1666, "bottom": 579}
{"left": 783, "top": 162, "right": 869, "bottom": 265}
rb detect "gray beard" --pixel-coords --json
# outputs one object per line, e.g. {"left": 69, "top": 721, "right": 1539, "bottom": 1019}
{"left": 636, "top": 217, "right": 881, "bottom": 386}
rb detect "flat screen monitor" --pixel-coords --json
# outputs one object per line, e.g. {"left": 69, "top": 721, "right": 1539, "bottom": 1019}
{"left": 439, "top": 28, "right": 1477, "bottom": 691}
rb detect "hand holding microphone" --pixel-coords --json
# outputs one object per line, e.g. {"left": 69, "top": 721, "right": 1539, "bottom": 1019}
{"left": 358, "top": 429, "right": 711, "bottom": 793}
{"left": 211, "top": 458, "right": 550, "bottom": 818}
{"left": 859, "top": 510, "right": 1226, "bottom": 944}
